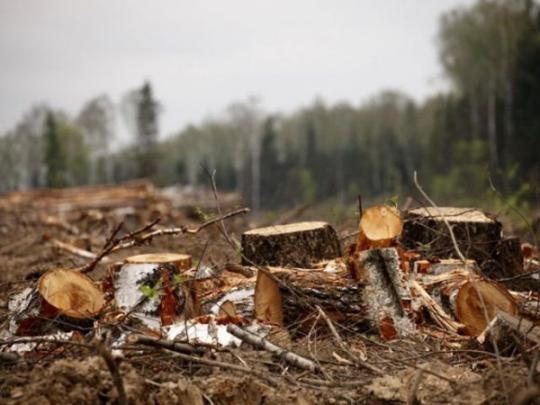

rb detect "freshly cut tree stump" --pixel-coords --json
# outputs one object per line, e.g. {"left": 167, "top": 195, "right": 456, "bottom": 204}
{"left": 125, "top": 253, "right": 192, "bottom": 271}
{"left": 9, "top": 269, "right": 105, "bottom": 335}
{"left": 401, "top": 207, "right": 503, "bottom": 273}
{"left": 241, "top": 222, "right": 341, "bottom": 267}
{"left": 456, "top": 280, "right": 518, "bottom": 336}
{"left": 357, "top": 205, "right": 402, "bottom": 250}
{"left": 254, "top": 267, "right": 366, "bottom": 333}
{"left": 39, "top": 268, "right": 105, "bottom": 319}
{"left": 111, "top": 253, "right": 198, "bottom": 328}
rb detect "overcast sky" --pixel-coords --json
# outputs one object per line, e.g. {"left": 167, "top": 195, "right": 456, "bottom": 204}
{"left": 0, "top": 0, "right": 475, "bottom": 138}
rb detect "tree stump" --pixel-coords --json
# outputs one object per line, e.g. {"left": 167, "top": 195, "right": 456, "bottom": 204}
{"left": 241, "top": 221, "right": 341, "bottom": 267}
{"left": 111, "top": 253, "right": 198, "bottom": 328}
{"left": 401, "top": 207, "right": 504, "bottom": 274}
{"left": 9, "top": 269, "right": 105, "bottom": 335}
{"left": 492, "top": 237, "right": 524, "bottom": 278}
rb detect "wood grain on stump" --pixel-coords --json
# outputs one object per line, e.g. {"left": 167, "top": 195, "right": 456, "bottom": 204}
{"left": 241, "top": 221, "right": 341, "bottom": 267}
{"left": 38, "top": 268, "right": 105, "bottom": 319}
{"left": 456, "top": 280, "right": 518, "bottom": 336}
{"left": 357, "top": 205, "right": 402, "bottom": 250}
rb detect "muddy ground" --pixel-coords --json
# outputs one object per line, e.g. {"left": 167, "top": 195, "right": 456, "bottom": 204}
{"left": 0, "top": 191, "right": 538, "bottom": 404}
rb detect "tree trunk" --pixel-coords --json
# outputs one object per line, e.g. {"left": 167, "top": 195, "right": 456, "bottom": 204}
{"left": 487, "top": 80, "right": 499, "bottom": 169}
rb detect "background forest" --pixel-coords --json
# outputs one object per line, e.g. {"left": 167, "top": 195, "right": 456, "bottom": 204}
{"left": 1, "top": 0, "right": 539, "bottom": 215}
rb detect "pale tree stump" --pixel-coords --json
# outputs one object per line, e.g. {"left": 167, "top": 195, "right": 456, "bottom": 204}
{"left": 241, "top": 221, "right": 341, "bottom": 267}
{"left": 110, "top": 252, "right": 198, "bottom": 328}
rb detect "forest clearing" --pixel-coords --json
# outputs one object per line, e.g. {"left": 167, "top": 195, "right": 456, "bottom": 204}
{"left": 0, "top": 181, "right": 539, "bottom": 404}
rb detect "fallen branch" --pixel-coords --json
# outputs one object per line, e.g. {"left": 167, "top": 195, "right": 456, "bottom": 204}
{"left": 129, "top": 334, "right": 278, "bottom": 387}
{"left": 128, "top": 335, "right": 204, "bottom": 355}
{"left": 108, "top": 207, "right": 249, "bottom": 254}
{"left": 226, "top": 324, "right": 320, "bottom": 372}
{"left": 48, "top": 207, "right": 249, "bottom": 270}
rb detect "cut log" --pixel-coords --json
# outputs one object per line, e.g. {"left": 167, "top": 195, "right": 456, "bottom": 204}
{"left": 241, "top": 221, "right": 341, "bottom": 267}
{"left": 401, "top": 207, "right": 503, "bottom": 275}
{"left": 259, "top": 267, "right": 366, "bottom": 334}
{"left": 111, "top": 253, "right": 198, "bottom": 329}
{"left": 357, "top": 248, "right": 414, "bottom": 338}
{"left": 456, "top": 280, "right": 518, "bottom": 336}
{"left": 477, "top": 312, "right": 540, "bottom": 353}
{"left": 357, "top": 205, "right": 402, "bottom": 250}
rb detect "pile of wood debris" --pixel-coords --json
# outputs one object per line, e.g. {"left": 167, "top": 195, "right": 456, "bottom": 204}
{"left": 1, "top": 184, "right": 539, "bottom": 404}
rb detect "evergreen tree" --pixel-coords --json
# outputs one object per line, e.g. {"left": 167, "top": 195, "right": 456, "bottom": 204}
{"left": 135, "top": 81, "right": 160, "bottom": 178}
{"left": 44, "top": 112, "right": 66, "bottom": 187}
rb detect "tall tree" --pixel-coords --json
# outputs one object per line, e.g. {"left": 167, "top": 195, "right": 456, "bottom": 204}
{"left": 44, "top": 112, "right": 66, "bottom": 188}
{"left": 77, "top": 95, "right": 115, "bottom": 183}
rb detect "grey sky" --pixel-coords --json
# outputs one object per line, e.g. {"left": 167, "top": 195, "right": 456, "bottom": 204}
{"left": 0, "top": 0, "right": 474, "bottom": 139}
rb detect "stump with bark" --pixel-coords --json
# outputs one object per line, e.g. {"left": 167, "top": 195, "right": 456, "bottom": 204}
{"left": 110, "top": 253, "right": 198, "bottom": 328}
{"left": 10, "top": 268, "right": 105, "bottom": 335}
{"left": 401, "top": 207, "right": 511, "bottom": 276}
{"left": 242, "top": 221, "right": 341, "bottom": 267}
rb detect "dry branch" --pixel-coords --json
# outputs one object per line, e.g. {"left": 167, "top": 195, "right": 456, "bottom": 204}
{"left": 226, "top": 324, "right": 320, "bottom": 372}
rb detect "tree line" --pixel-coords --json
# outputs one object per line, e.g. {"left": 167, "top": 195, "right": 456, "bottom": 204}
{"left": 1, "top": 0, "right": 538, "bottom": 211}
